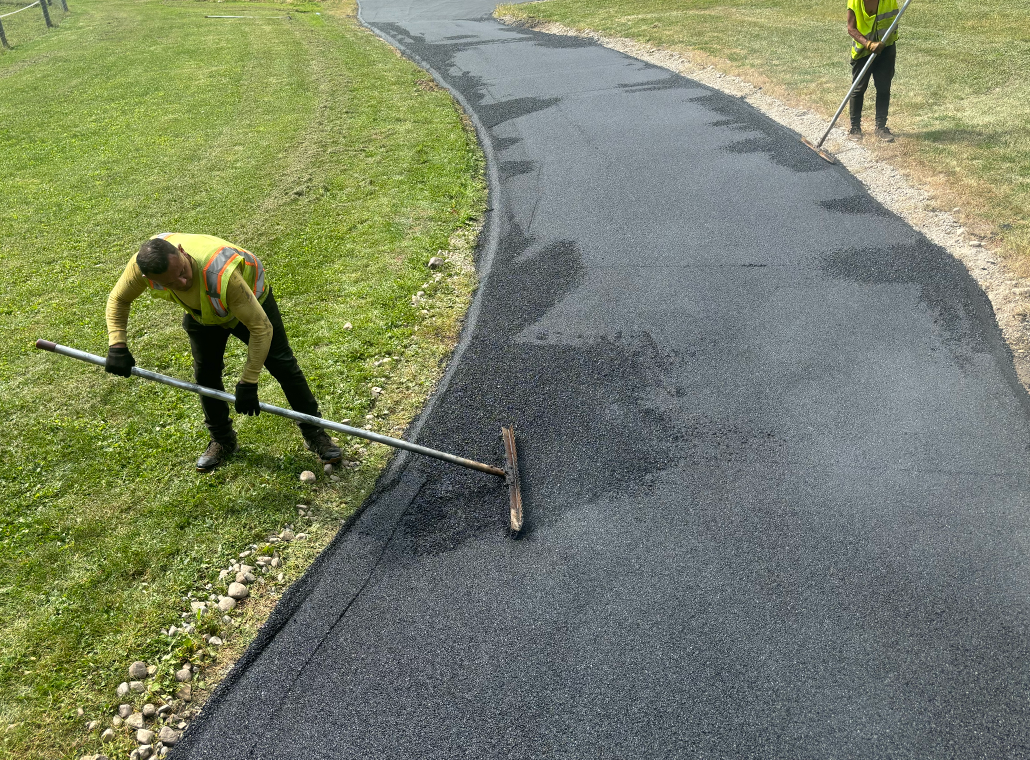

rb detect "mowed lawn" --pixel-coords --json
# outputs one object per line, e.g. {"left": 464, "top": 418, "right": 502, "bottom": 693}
{"left": 498, "top": 0, "right": 1030, "bottom": 265}
{"left": 0, "top": 0, "right": 484, "bottom": 757}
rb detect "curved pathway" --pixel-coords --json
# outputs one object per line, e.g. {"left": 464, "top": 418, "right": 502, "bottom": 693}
{"left": 176, "top": 3, "right": 1030, "bottom": 758}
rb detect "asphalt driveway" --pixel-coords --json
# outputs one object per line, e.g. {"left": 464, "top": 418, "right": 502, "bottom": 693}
{"left": 174, "top": 3, "right": 1030, "bottom": 758}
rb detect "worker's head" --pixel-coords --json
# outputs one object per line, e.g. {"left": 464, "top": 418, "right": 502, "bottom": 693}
{"left": 138, "top": 238, "right": 193, "bottom": 291}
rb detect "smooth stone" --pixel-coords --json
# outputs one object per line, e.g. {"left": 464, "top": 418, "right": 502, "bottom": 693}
{"left": 136, "top": 729, "right": 155, "bottom": 745}
{"left": 118, "top": 704, "right": 132, "bottom": 719}
{"left": 138, "top": 746, "right": 153, "bottom": 760}
{"left": 280, "top": 529, "right": 295, "bottom": 541}
{"left": 116, "top": 682, "right": 130, "bottom": 698}
{"left": 175, "top": 684, "right": 192, "bottom": 702}
{"left": 299, "top": 470, "right": 316, "bottom": 484}
{"left": 158, "top": 726, "right": 181, "bottom": 745}
{"left": 174, "top": 667, "right": 191, "bottom": 683}
{"left": 323, "top": 463, "right": 333, "bottom": 475}
{"left": 126, "top": 713, "right": 145, "bottom": 730}
{"left": 87, "top": 720, "right": 98, "bottom": 731}
{"left": 217, "top": 596, "right": 236, "bottom": 613}
{"left": 129, "top": 681, "right": 146, "bottom": 693}
{"left": 142, "top": 704, "right": 156, "bottom": 719}
{"left": 128, "top": 661, "right": 148, "bottom": 680}
{"left": 157, "top": 705, "right": 172, "bottom": 717}
{"left": 226, "top": 582, "right": 248, "bottom": 600}
{"left": 271, "top": 556, "right": 281, "bottom": 568}
{"left": 209, "top": 636, "right": 223, "bottom": 646}
{"left": 100, "top": 728, "right": 115, "bottom": 742}
{"left": 111, "top": 717, "right": 123, "bottom": 728}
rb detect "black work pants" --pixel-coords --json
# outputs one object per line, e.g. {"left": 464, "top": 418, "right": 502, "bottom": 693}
{"left": 182, "top": 287, "right": 322, "bottom": 443}
{"left": 849, "top": 43, "right": 896, "bottom": 130}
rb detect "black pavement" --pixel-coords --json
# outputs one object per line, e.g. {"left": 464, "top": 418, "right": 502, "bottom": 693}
{"left": 174, "top": 4, "right": 1030, "bottom": 758}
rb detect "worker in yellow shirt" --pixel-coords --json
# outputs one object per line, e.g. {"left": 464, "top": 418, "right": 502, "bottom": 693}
{"left": 846, "top": 0, "right": 899, "bottom": 142}
{"left": 106, "top": 233, "right": 342, "bottom": 472}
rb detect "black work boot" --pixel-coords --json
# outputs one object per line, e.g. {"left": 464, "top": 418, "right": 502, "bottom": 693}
{"left": 303, "top": 429, "right": 342, "bottom": 464}
{"left": 196, "top": 437, "right": 238, "bottom": 472}
{"left": 875, "top": 125, "right": 895, "bottom": 143}
{"left": 849, "top": 126, "right": 864, "bottom": 142}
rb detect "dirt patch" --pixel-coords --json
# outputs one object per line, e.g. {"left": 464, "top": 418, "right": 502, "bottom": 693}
{"left": 498, "top": 16, "right": 1030, "bottom": 389}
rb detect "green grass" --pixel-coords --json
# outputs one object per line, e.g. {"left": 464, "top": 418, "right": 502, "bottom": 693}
{"left": 0, "top": 0, "right": 68, "bottom": 51}
{"left": 497, "top": 0, "right": 1030, "bottom": 266}
{"left": 0, "top": 0, "right": 485, "bottom": 756}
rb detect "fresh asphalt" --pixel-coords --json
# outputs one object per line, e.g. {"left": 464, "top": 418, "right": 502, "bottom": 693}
{"left": 174, "top": 3, "right": 1030, "bottom": 758}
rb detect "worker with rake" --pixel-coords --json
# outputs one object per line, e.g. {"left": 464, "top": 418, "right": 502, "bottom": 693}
{"left": 104, "top": 233, "right": 342, "bottom": 472}
{"left": 846, "top": 0, "right": 900, "bottom": 143}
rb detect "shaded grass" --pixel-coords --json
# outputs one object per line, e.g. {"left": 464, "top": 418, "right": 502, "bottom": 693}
{"left": 0, "top": 0, "right": 485, "bottom": 756}
{"left": 497, "top": 0, "right": 1030, "bottom": 267}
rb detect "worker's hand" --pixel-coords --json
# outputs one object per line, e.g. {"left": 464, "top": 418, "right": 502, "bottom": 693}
{"left": 234, "top": 381, "right": 260, "bottom": 416}
{"left": 105, "top": 344, "right": 135, "bottom": 378}
{"left": 866, "top": 39, "right": 885, "bottom": 53}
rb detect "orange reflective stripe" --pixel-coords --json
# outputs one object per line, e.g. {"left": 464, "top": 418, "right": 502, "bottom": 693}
{"left": 239, "top": 249, "right": 266, "bottom": 298}
{"left": 203, "top": 247, "right": 240, "bottom": 318}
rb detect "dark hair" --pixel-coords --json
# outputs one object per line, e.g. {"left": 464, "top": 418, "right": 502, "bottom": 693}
{"left": 137, "top": 238, "right": 178, "bottom": 275}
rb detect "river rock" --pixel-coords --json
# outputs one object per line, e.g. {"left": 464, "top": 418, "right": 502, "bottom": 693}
{"left": 142, "top": 704, "right": 156, "bottom": 719}
{"left": 116, "top": 682, "right": 130, "bottom": 698}
{"left": 118, "top": 704, "right": 132, "bottom": 718}
{"left": 126, "top": 712, "right": 145, "bottom": 730}
{"left": 174, "top": 667, "right": 191, "bottom": 683}
{"left": 299, "top": 470, "right": 316, "bottom": 484}
{"left": 128, "top": 661, "right": 148, "bottom": 680}
{"left": 227, "top": 582, "right": 248, "bottom": 600}
{"left": 159, "top": 726, "right": 181, "bottom": 745}
{"left": 218, "top": 596, "right": 236, "bottom": 612}
{"left": 136, "top": 728, "right": 155, "bottom": 745}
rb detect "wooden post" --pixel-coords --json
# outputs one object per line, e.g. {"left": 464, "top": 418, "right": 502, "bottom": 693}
{"left": 40, "top": 0, "right": 54, "bottom": 28}
{"left": 0, "top": 18, "right": 9, "bottom": 49}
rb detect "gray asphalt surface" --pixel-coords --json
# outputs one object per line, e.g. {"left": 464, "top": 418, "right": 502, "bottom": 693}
{"left": 174, "top": 3, "right": 1030, "bottom": 758}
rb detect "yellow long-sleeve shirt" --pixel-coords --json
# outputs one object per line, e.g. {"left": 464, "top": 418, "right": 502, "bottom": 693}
{"left": 106, "top": 254, "right": 273, "bottom": 384}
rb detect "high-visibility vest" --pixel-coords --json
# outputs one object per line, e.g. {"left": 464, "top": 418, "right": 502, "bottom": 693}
{"left": 849, "top": 0, "right": 900, "bottom": 60}
{"left": 145, "top": 232, "right": 268, "bottom": 325}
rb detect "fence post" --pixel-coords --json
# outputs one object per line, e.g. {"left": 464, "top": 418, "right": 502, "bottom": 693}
{"left": 0, "top": 18, "right": 9, "bottom": 49}
{"left": 57, "top": 0, "right": 68, "bottom": 13}
{"left": 40, "top": 0, "right": 54, "bottom": 28}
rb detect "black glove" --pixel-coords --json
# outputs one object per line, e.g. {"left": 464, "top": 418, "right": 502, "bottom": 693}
{"left": 234, "top": 381, "right": 260, "bottom": 416}
{"left": 105, "top": 345, "right": 135, "bottom": 378}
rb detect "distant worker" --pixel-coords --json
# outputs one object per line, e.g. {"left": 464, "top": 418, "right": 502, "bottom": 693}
{"left": 105, "top": 233, "right": 342, "bottom": 472}
{"left": 846, "top": 0, "right": 899, "bottom": 142}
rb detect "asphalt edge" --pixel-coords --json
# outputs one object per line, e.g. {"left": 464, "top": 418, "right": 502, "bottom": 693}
{"left": 172, "top": 7, "right": 505, "bottom": 756}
